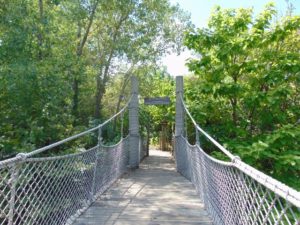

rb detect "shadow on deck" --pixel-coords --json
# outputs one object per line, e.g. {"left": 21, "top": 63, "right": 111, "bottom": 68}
{"left": 73, "top": 150, "right": 212, "bottom": 225}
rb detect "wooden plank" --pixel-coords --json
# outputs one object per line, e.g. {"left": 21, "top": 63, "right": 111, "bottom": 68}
{"left": 144, "top": 97, "right": 170, "bottom": 105}
{"left": 73, "top": 150, "right": 212, "bottom": 225}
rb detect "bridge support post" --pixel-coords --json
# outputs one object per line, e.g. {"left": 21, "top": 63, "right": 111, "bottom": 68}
{"left": 129, "top": 76, "right": 140, "bottom": 168}
{"left": 175, "top": 76, "right": 190, "bottom": 179}
{"left": 175, "top": 76, "right": 184, "bottom": 137}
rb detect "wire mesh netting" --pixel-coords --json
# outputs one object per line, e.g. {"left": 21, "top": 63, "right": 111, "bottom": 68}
{"left": 175, "top": 135, "right": 300, "bottom": 225}
{"left": 0, "top": 137, "right": 130, "bottom": 225}
{"left": 139, "top": 136, "right": 148, "bottom": 161}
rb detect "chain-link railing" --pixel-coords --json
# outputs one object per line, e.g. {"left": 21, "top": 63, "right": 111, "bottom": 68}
{"left": 175, "top": 95, "right": 300, "bottom": 225}
{"left": 139, "top": 136, "right": 147, "bottom": 161}
{"left": 0, "top": 95, "right": 141, "bottom": 225}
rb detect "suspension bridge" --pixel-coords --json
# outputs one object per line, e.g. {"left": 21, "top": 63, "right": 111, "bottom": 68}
{"left": 0, "top": 76, "right": 299, "bottom": 225}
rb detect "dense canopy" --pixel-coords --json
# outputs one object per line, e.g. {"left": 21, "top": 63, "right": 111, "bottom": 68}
{"left": 184, "top": 3, "right": 300, "bottom": 190}
{"left": 0, "top": 1, "right": 299, "bottom": 191}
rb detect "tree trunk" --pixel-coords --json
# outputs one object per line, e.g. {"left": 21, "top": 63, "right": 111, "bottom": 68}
{"left": 230, "top": 97, "right": 238, "bottom": 138}
{"left": 94, "top": 71, "right": 110, "bottom": 119}
{"left": 72, "top": 0, "right": 99, "bottom": 118}
{"left": 72, "top": 79, "right": 79, "bottom": 118}
{"left": 232, "top": 98, "right": 237, "bottom": 126}
{"left": 76, "top": 0, "right": 99, "bottom": 57}
{"left": 112, "top": 74, "right": 131, "bottom": 131}
{"left": 247, "top": 105, "right": 257, "bottom": 137}
{"left": 146, "top": 123, "right": 150, "bottom": 156}
{"left": 94, "top": 74, "right": 103, "bottom": 119}
{"left": 94, "top": 12, "right": 130, "bottom": 120}
{"left": 231, "top": 74, "right": 238, "bottom": 127}
{"left": 94, "top": 48, "right": 114, "bottom": 119}
{"left": 38, "top": 0, "right": 43, "bottom": 59}
{"left": 115, "top": 74, "right": 131, "bottom": 112}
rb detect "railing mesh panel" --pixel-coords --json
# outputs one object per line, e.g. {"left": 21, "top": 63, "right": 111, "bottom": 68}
{"left": 139, "top": 136, "right": 148, "bottom": 161}
{"left": 0, "top": 167, "right": 10, "bottom": 225}
{"left": 175, "top": 135, "right": 300, "bottom": 225}
{"left": 0, "top": 137, "right": 129, "bottom": 225}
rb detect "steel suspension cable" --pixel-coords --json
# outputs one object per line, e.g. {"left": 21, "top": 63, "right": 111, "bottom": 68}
{"left": 178, "top": 95, "right": 300, "bottom": 211}
{"left": 180, "top": 95, "right": 235, "bottom": 159}
{"left": 0, "top": 95, "right": 133, "bottom": 225}
{"left": 0, "top": 95, "right": 132, "bottom": 167}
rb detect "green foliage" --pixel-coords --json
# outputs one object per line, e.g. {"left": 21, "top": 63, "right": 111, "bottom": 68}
{"left": 103, "top": 67, "right": 175, "bottom": 145}
{"left": 228, "top": 125, "right": 300, "bottom": 188}
{"left": 139, "top": 68, "right": 175, "bottom": 144}
{"left": 184, "top": 3, "right": 300, "bottom": 190}
{"left": 0, "top": 0, "right": 190, "bottom": 158}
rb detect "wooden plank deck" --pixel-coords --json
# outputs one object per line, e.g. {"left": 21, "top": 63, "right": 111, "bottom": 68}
{"left": 73, "top": 149, "right": 213, "bottom": 225}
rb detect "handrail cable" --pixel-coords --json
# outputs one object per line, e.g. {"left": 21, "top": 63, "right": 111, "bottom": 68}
{"left": 180, "top": 95, "right": 235, "bottom": 160}
{"left": 0, "top": 95, "right": 132, "bottom": 166}
{"left": 180, "top": 95, "right": 300, "bottom": 208}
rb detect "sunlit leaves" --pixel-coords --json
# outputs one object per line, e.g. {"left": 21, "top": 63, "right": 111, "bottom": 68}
{"left": 0, "top": 0, "right": 191, "bottom": 157}
{"left": 184, "top": 3, "right": 300, "bottom": 190}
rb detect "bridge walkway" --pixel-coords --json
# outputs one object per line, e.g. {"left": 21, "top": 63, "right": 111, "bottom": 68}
{"left": 73, "top": 149, "right": 213, "bottom": 225}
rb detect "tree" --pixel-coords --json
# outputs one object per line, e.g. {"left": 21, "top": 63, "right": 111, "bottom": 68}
{"left": 0, "top": 0, "right": 75, "bottom": 156}
{"left": 184, "top": 3, "right": 300, "bottom": 189}
{"left": 0, "top": 0, "right": 191, "bottom": 158}
{"left": 90, "top": 0, "right": 191, "bottom": 119}
{"left": 102, "top": 66, "right": 175, "bottom": 146}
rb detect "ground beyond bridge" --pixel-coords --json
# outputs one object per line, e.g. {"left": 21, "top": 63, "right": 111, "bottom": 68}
{"left": 0, "top": 76, "right": 299, "bottom": 225}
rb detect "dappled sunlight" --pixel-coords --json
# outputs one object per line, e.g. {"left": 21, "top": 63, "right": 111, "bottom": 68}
{"left": 74, "top": 149, "right": 212, "bottom": 225}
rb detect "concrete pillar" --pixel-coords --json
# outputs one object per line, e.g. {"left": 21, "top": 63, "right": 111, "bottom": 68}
{"left": 175, "top": 76, "right": 184, "bottom": 136}
{"left": 129, "top": 76, "right": 139, "bottom": 168}
{"left": 175, "top": 76, "right": 190, "bottom": 179}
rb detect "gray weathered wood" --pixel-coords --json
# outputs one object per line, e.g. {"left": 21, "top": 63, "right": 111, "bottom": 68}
{"left": 175, "top": 76, "right": 184, "bottom": 137}
{"left": 144, "top": 97, "right": 171, "bottom": 105}
{"left": 129, "top": 76, "right": 140, "bottom": 168}
{"left": 73, "top": 150, "right": 212, "bottom": 225}
{"left": 175, "top": 76, "right": 190, "bottom": 178}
